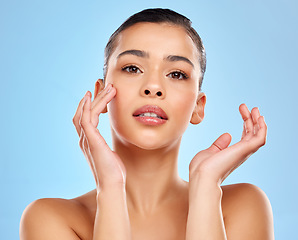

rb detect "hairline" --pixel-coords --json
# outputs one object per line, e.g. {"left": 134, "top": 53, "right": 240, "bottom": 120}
{"left": 104, "top": 19, "right": 205, "bottom": 91}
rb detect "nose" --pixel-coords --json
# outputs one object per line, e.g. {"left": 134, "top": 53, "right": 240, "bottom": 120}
{"left": 144, "top": 89, "right": 163, "bottom": 97}
{"left": 140, "top": 76, "right": 165, "bottom": 99}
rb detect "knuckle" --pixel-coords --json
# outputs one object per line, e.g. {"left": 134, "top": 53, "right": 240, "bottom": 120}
{"left": 257, "top": 133, "right": 266, "bottom": 146}
{"left": 251, "top": 136, "right": 266, "bottom": 149}
{"left": 260, "top": 137, "right": 266, "bottom": 146}
{"left": 78, "top": 118, "right": 83, "bottom": 128}
{"left": 80, "top": 117, "right": 89, "bottom": 128}
{"left": 82, "top": 137, "right": 89, "bottom": 151}
{"left": 79, "top": 137, "right": 83, "bottom": 149}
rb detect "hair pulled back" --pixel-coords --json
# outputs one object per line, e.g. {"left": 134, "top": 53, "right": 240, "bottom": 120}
{"left": 103, "top": 8, "right": 206, "bottom": 90}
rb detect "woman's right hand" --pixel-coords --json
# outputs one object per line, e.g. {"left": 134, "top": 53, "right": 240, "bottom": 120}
{"left": 72, "top": 83, "right": 127, "bottom": 192}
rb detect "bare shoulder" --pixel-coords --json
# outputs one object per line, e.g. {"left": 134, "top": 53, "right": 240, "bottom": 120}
{"left": 221, "top": 183, "right": 274, "bottom": 240}
{"left": 20, "top": 190, "right": 96, "bottom": 240}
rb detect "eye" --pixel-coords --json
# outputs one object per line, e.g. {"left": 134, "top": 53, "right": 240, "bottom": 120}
{"left": 167, "top": 71, "right": 189, "bottom": 80}
{"left": 122, "top": 65, "right": 142, "bottom": 74}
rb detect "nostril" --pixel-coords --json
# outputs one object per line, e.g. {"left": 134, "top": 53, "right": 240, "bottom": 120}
{"left": 144, "top": 89, "right": 150, "bottom": 95}
{"left": 157, "top": 91, "right": 162, "bottom": 97}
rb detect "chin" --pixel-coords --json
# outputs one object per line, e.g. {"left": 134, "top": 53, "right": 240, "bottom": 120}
{"left": 108, "top": 109, "right": 185, "bottom": 151}
{"left": 132, "top": 139, "right": 168, "bottom": 150}
{"left": 111, "top": 127, "right": 179, "bottom": 151}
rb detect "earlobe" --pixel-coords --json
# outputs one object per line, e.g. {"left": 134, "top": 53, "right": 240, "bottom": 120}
{"left": 94, "top": 78, "right": 108, "bottom": 113}
{"left": 190, "top": 112, "right": 201, "bottom": 125}
{"left": 190, "top": 92, "right": 206, "bottom": 125}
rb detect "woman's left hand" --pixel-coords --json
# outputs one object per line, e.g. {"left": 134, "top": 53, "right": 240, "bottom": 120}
{"left": 189, "top": 103, "right": 267, "bottom": 186}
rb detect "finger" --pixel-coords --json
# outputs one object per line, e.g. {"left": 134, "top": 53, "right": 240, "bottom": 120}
{"left": 241, "top": 122, "right": 246, "bottom": 140}
{"left": 91, "top": 86, "right": 116, "bottom": 127}
{"left": 239, "top": 104, "right": 254, "bottom": 137}
{"left": 251, "top": 107, "right": 260, "bottom": 134}
{"left": 79, "top": 128, "right": 90, "bottom": 156}
{"left": 80, "top": 91, "right": 107, "bottom": 150}
{"left": 73, "top": 95, "right": 87, "bottom": 136}
{"left": 79, "top": 128, "right": 84, "bottom": 150}
{"left": 256, "top": 116, "right": 267, "bottom": 146}
{"left": 74, "top": 84, "right": 112, "bottom": 136}
{"left": 209, "top": 133, "right": 232, "bottom": 153}
{"left": 91, "top": 83, "right": 112, "bottom": 110}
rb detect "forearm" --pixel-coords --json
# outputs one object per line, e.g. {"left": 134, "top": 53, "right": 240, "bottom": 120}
{"left": 186, "top": 176, "right": 227, "bottom": 240}
{"left": 93, "top": 188, "right": 132, "bottom": 240}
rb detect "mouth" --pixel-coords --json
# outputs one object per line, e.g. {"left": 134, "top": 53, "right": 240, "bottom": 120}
{"left": 132, "top": 105, "right": 168, "bottom": 120}
{"left": 132, "top": 105, "right": 168, "bottom": 126}
{"left": 135, "top": 112, "right": 165, "bottom": 119}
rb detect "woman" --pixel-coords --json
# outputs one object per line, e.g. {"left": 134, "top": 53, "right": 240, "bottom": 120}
{"left": 20, "top": 8, "right": 274, "bottom": 240}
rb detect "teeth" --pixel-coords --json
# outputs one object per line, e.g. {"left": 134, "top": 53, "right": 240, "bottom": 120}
{"left": 139, "top": 112, "right": 162, "bottom": 119}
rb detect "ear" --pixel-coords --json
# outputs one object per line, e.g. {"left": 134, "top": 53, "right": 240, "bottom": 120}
{"left": 190, "top": 92, "right": 206, "bottom": 125}
{"left": 94, "top": 78, "right": 108, "bottom": 113}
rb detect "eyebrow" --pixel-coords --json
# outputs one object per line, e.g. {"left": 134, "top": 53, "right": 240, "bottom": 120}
{"left": 117, "top": 49, "right": 194, "bottom": 68}
{"left": 165, "top": 55, "right": 194, "bottom": 68}
{"left": 117, "top": 49, "right": 149, "bottom": 59}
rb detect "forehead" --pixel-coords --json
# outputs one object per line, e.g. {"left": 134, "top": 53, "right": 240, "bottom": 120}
{"left": 111, "top": 22, "right": 200, "bottom": 69}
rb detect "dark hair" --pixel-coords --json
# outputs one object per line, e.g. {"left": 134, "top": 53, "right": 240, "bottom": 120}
{"left": 103, "top": 8, "right": 206, "bottom": 91}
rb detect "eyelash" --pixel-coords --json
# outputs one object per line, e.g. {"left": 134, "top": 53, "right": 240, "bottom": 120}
{"left": 121, "top": 65, "right": 189, "bottom": 80}
{"left": 167, "top": 71, "right": 189, "bottom": 80}
{"left": 121, "top": 65, "right": 142, "bottom": 74}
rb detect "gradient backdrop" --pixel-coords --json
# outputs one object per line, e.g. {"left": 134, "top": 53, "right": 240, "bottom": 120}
{"left": 1, "top": 0, "right": 297, "bottom": 239}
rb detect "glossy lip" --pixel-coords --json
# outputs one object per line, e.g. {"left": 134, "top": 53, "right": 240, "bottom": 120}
{"left": 133, "top": 105, "right": 168, "bottom": 119}
{"left": 132, "top": 105, "right": 168, "bottom": 126}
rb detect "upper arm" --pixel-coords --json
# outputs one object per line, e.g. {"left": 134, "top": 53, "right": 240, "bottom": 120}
{"left": 222, "top": 183, "right": 274, "bottom": 240}
{"left": 20, "top": 198, "right": 81, "bottom": 240}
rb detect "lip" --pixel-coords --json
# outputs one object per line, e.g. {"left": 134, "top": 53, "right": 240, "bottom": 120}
{"left": 133, "top": 105, "right": 168, "bottom": 126}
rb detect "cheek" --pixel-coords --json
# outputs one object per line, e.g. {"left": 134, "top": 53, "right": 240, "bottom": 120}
{"left": 105, "top": 66, "right": 140, "bottom": 133}
{"left": 176, "top": 90, "right": 197, "bottom": 117}
{"left": 171, "top": 90, "right": 197, "bottom": 131}
{"left": 107, "top": 90, "right": 125, "bottom": 130}
{"left": 106, "top": 83, "right": 136, "bottom": 134}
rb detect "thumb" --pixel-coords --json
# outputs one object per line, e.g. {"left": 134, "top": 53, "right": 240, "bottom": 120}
{"left": 208, "top": 133, "right": 232, "bottom": 153}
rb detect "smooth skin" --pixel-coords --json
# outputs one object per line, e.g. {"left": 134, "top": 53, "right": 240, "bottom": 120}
{"left": 20, "top": 23, "right": 274, "bottom": 240}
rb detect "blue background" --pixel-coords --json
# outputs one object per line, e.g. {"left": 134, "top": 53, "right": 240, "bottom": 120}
{"left": 1, "top": 0, "right": 297, "bottom": 239}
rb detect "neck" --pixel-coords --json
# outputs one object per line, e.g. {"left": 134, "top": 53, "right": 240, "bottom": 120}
{"left": 112, "top": 135, "right": 188, "bottom": 216}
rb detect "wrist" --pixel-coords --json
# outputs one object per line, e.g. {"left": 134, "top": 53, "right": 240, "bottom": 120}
{"left": 188, "top": 175, "right": 223, "bottom": 202}
{"left": 97, "top": 185, "right": 126, "bottom": 201}
{"left": 98, "top": 182, "right": 126, "bottom": 193}
{"left": 189, "top": 173, "right": 221, "bottom": 187}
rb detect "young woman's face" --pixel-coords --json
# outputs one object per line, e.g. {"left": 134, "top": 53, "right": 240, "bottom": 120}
{"left": 105, "top": 22, "right": 205, "bottom": 150}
